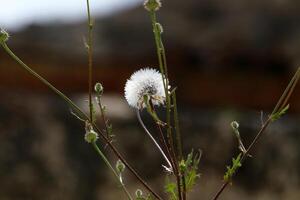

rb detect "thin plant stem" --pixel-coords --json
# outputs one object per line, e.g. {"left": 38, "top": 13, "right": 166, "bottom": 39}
{"left": 149, "top": 11, "right": 174, "bottom": 158}
{"left": 1, "top": 43, "right": 86, "bottom": 119}
{"left": 172, "top": 91, "right": 186, "bottom": 200}
{"left": 96, "top": 95, "right": 111, "bottom": 139}
{"left": 149, "top": 10, "right": 182, "bottom": 200}
{"left": 153, "top": 104, "right": 183, "bottom": 200}
{"left": 181, "top": 173, "right": 186, "bottom": 200}
{"left": 271, "top": 68, "right": 300, "bottom": 115}
{"left": 86, "top": 0, "right": 94, "bottom": 122}
{"left": 172, "top": 90, "right": 183, "bottom": 161}
{"left": 136, "top": 110, "right": 173, "bottom": 171}
{"left": 211, "top": 67, "right": 300, "bottom": 200}
{"left": 156, "top": 123, "right": 176, "bottom": 170}
{"left": 92, "top": 141, "right": 133, "bottom": 200}
{"left": 1, "top": 43, "right": 163, "bottom": 200}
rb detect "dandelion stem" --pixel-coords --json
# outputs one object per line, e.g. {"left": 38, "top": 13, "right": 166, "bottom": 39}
{"left": 211, "top": 67, "right": 300, "bottom": 200}
{"left": 136, "top": 110, "right": 173, "bottom": 172}
{"left": 1, "top": 43, "right": 163, "bottom": 200}
{"left": 92, "top": 141, "right": 133, "bottom": 200}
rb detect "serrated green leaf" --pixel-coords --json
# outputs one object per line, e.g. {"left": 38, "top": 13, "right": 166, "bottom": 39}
{"left": 223, "top": 153, "right": 242, "bottom": 182}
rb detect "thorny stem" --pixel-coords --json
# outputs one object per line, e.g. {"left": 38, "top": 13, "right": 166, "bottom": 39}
{"left": 136, "top": 110, "right": 173, "bottom": 172}
{"left": 86, "top": 0, "right": 94, "bottom": 122}
{"left": 92, "top": 142, "right": 133, "bottom": 200}
{"left": 211, "top": 67, "right": 300, "bottom": 200}
{"left": 1, "top": 43, "right": 163, "bottom": 200}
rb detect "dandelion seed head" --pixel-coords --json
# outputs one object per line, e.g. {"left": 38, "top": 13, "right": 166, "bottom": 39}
{"left": 125, "top": 68, "right": 166, "bottom": 109}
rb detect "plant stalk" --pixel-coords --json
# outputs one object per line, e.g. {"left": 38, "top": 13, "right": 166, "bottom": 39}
{"left": 211, "top": 67, "right": 300, "bottom": 200}
{"left": 136, "top": 110, "right": 173, "bottom": 172}
{"left": 1, "top": 43, "right": 163, "bottom": 200}
{"left": 86, "top": 0, "right": 94, "bottom": 122}
{"left": 92, "top": 141, "right": 133, "bottom": 200}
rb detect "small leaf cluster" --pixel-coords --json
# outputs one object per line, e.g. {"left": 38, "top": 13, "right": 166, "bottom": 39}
{"left": 165, "top": 150, "right": 201, "bottom": 200}
{"left": 223, "top": 153, "right": 242, "bottom": 182}
{"left": 181, "top": 150, "right": 201, "bottom": 191}
{"left": 164, "top": 179, "right": 177, "bottom": 200}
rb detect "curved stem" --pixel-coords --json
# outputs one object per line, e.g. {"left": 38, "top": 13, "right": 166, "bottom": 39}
{"left": 92, "top": 142, "right": 133, "bottom": 200}
{"left": 136, "top": 110, "right": 173, "bottom": 172}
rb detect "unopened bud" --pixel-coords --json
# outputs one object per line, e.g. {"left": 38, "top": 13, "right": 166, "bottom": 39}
{"left": 116, "top": 159, "right": 125, "bottom": 173}
{"left": 0, "top": 29, "right": 9, "bottom": 43}
{"left": 135, "top": 189, "right": 143, "bottom": 197}
{"left": 231, "top": 121, "right": 239, "bottom": 130}
{"left": 144, "top": 0, "right": 161, "bottom": 12}
{"left": 84, "top": 123, "right": 98, "bottom": 143}
{"left": 94, "top": 82, "right": 103, "bottom": 95}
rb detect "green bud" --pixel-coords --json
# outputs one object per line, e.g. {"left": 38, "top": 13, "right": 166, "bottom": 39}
{"left": 143, "top": 0, "right": 161, "bottom": 12}
{"left": 135, "top": 189, "right": 143, "bottom": 197}
{"left": 84, "top": 129, "right": 98, "bottom": 143}
{"left": 94, "top": 82, "right": 104, "bottom": 95}
{"left": 231, "top": 121, "right": 239, "bottom": 130}
{"left": 0, "top": 29, "right": 9, "bottom": 43}
{"left": 116, "top": 159, "right": 125, "bottom": 173}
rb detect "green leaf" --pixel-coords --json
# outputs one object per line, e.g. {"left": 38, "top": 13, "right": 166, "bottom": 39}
{"left": 223, "top": 153, "right": 242, "bottom": 182}
{"left": 164, "top": 178, "right": 178, "bottom": 200}
{"left": 271, "top": 104, "right": 289, "bottom": 121}
{"left": 182, "top": 150, "right": 201, "bottom": 192}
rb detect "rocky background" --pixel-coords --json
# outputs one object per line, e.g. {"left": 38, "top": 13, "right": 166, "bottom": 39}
{"left": 1, "top": 0, "right": 300, "bottom": 199}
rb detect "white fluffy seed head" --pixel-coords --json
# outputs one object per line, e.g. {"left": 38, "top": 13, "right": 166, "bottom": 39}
{"left": 125, "top": 68, "right": 166, "bottom": 109}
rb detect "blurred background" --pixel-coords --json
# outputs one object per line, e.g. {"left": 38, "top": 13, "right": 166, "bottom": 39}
{"left": 1, "top": 0, "right": 300, "bottom": 199}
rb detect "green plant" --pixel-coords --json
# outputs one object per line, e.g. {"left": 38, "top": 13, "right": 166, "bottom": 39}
{"left": 1, "top": 0, "right": 299, "bottom": 200}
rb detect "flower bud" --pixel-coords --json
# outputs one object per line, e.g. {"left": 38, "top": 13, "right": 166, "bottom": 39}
{"left": 84, "top": 129, "right": 98, "bottom": 143}
{"left": 0, "top": 29, "right": 9, "bottom": 43}
{"left": 135, "top": 189, "right": 143, "bottom": 197}
{"left": 231, "top": 121, "right": 239, "bottom": 130}
{"left": 94, "top": 82, "right": 103, "bottom": 95}
{"left": 116, "top": 159, "right": 125, "bottom": 174}
{"left": 144, "top": 0, "right": 161, "bottom": 12}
